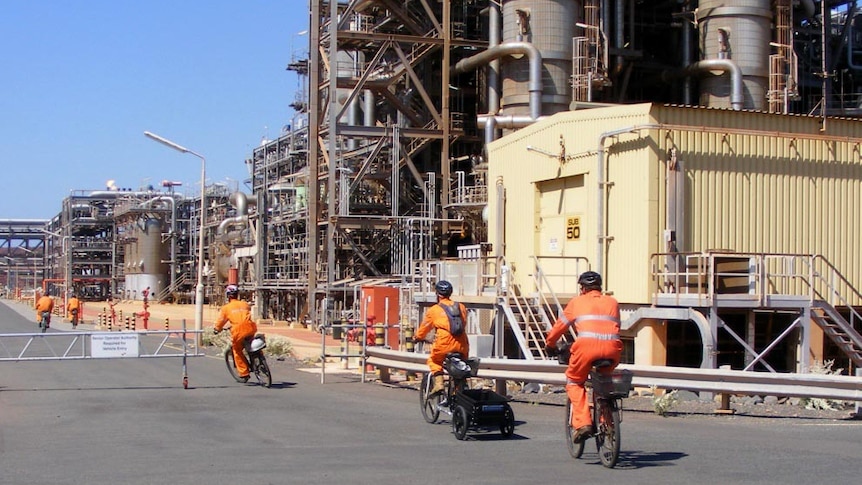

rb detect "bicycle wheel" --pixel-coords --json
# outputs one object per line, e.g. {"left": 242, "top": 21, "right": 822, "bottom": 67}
{"left": 452, "top": 405, "right": 469, "bottom": 440}
{"left": 419, "top": 373, "right": 441, "bottom": 423}
{"left": 224, "top": 347, "right": 245, "bottom": 383}
{"left": 253, "top": 354, "right": 272, "bottom": 388}
{"left": 40, "top": 316, "right": 49, "bottom": 333}
{"left": 565, "top": 399, "right": 585, "bottom": 459}
{"left": 595, "top": 400, "right": 621, "bottom": 468}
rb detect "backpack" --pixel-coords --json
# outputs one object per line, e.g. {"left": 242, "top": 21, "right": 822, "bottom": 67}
{"left": 441, "top": 302, "right": 465, "bottom": 337}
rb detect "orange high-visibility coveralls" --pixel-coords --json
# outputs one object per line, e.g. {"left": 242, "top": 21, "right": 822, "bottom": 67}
{"left": 35, "top": 295, "right": 54, "bottom": 321}
{"left": 546, "top": 290, "right": 622, "bottom": 430}
{"left": 415, "top": 298, "right": 470, "bottom": 374}
{"left": 214, "top": 299, "right": 258, "bottom": 377}
{"left": 67, "top": 297, "right": 81, "bottom": 318}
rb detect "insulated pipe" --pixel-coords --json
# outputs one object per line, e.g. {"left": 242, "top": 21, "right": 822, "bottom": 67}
{"left": 454, "top": 42, "right": 543, "bottom": 121}
{"left": 594, "top": 124, "right": 660, "bottom": 277}
{"left": 485, "top": 1, "right": 502, "bottom": 146}
{"left": 663, "top": 59, "right": 744, "bottom": 110}
{"left": 687, "top": 59, "right": 743, "bottom": 110}
{"left": 477, "top": 114, "right": 546, "bottom": 130}
{"left": 614, "top": 0, "right": 625, "bottom": 75}
{"left": 218, "top": 192, "right": 256, "bottom": 239}
{"left": 682, "top": 1, "right": 693, "bottom": 104}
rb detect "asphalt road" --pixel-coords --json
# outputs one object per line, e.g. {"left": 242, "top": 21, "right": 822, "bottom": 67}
{"left": 1, "top": 301, "right": 860, "bottom": 485}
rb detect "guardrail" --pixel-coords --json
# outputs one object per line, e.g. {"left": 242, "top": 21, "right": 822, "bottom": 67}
{"left": 365, "top": 347, "right": 862, "bottom": 403}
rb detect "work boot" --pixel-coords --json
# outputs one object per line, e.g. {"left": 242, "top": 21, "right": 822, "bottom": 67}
{"left": 573, "top": 425, "right": 593, "bottom": 443}
{"left": 430, "top": 374, "right": 445, "bottom": 396}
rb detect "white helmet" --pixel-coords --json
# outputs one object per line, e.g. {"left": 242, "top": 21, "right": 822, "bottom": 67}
{"left": 250, "top": 335, "right": 267, "bottom": 352}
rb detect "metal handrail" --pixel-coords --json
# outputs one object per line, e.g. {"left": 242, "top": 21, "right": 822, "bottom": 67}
{"left": 650, "top": 251, "right": 862, "bottom": 308}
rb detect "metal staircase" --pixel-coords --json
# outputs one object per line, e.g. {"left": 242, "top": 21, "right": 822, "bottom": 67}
{"left": 499, "top": 256, "right": 579, "bottom": 360}
{"left": 154, "top": 272, "right": 191, "bottom": 302}
{"left": 811, "top": 301, "right": 862, "bottom": 367}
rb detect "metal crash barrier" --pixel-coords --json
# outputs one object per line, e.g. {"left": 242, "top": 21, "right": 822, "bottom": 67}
{"left": 365, "top": 347, "right": 862, "bottom": 405}
{"left": 0, "top": 329, "right": 205, "bottom": 389}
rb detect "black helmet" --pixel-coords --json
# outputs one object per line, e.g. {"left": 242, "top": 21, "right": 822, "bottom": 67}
{"left": 225, "top": 284, "right": 239, "bottom": 299}
{"left": 435, "top": 280, "right": 453, "bottom": 297}
{"left": 577, "top": 271, "right": 602, "bottom": 289}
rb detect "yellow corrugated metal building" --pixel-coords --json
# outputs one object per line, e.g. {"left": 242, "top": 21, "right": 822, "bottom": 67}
{"left": 487, "top": 103, "right": 862, "bottom": 369}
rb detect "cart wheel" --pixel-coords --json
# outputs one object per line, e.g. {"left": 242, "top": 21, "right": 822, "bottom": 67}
{"left": 452, "top": 405, "right": 469, "bottom": 441}
{"left": 500, "top": 405, "right": 515, "bottom": 438}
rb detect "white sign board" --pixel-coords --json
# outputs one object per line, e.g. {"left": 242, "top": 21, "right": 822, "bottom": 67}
{"left": 91, "top": 333, "right": 140, "bottom": 358}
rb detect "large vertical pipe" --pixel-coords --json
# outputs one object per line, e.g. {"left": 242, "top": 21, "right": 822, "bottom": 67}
{"left": 485, "top": 2, "right": 501, "bottom": 146}
{"left": 682, "top": 1, "right": 693, "bottom": 104}
{"left": 307, "top": 0, "right": 321, "bottom": 326}
{"left": 441, "top": 1, "right": 451, "bottom": 219}
{"left": 326, "top": 0, "right": 339, "bottom": 328}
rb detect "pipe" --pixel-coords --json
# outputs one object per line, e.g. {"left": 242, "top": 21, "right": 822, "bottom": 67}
{"left": 595, "top": 124, "right": 660, "bottom": 276}
{"left": 663, "top": 59, "right": 744, "bottom": 110}
{"left": 217, "top": 192, "right": 256, "bottom": 238}
{"left": 477, "top": 114, "right": 547, "bottom": 130}
{"left": 485, "top": 2, "right": 501, "bottom": 146}
{"left": 800, "top": 0, "right": 815, "bottom": 19}
{"left": 454, "top": 42, "right": 543, "bottom": 121}
{"left": 682, "top": 1, "right": 693, "bottom": 104}
{"left": 688, "top": 59, "right": 743, "bottom": 110}
{"left": 614, "top": 0, "right": 625, "bottom": 75}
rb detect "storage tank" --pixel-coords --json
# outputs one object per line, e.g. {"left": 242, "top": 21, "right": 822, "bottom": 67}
{"left": 124, "top": 218, "right": 168, "bottom": 299}
{"left": 697, "top": 0, "right": 771, "bottom": 110}
{"left": 501, "top": 0, "right": 580, "bottom": 117}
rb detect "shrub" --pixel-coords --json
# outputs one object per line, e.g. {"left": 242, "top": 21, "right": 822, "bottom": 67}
{"left": 200, "top": 327, "right": 293, "bottom": 359}
{"left": 800, "top": 360, "right": 845, "bottom": 411}
{"left": 651, "top": 386, "right": 679, "bottom": 417}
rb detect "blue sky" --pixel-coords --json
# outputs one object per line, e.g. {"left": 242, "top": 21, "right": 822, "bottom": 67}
{"left": 0, "top": 0, "right": 308, "bottom": 219}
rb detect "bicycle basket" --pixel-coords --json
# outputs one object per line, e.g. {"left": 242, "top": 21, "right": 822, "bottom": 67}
{"left": 445, "top": 355, "right": 479, "bottom": 379}
{"left": 590, "top": 369, "right": 633, "bottom": 398}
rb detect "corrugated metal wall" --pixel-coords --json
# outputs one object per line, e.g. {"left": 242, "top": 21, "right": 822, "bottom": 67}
{"left": 488, "top": 104, "right": 657, "bottom": 301}
{"left": 489, "top": 104, "right": 862, "bottom": 306}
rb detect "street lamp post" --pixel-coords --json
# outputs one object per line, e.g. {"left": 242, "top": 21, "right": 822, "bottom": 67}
{"left": 144, "top": 131, "right": 207, "bottom": 342}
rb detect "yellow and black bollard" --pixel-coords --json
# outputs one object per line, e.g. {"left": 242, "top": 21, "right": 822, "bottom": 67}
{"left": 375, "top": 325, "right": 385, "bottom": 347}
{"left": 125, "top": 316, "right": 130, "bottom": 331}
{"left": 404, "top": 321, "right": 414, "bottom": 352}
{"left": 165, "top": 317, "right": 170, "bottom": 331}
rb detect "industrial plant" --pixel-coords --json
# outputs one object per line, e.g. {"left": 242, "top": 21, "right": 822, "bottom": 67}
{"left": 2, "top": 1, "right": 861, "bottom": 379}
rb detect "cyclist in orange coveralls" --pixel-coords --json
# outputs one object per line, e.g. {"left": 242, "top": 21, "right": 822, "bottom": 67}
{"left": 414, "top": 280, "right": 470, "bottom": 396}
{"left": 67, "top": 294, "right": 81, "bottom": 329}
{"left": 213, "top": 285, "right": 258, "bottom": 382}
{"left": 35, "top": 291, "right": 55, "bottom": 326}
{"left": 545, "top": 271, "right": 622, "bottom": 443}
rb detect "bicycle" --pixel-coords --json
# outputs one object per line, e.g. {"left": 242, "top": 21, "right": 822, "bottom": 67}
{"left": 563, "top": 358, "right": 632, "bottom": 468}
{"left": 38, "top": 311, "right": 51, "bottom": 333}
{"left": 224, "top": 332, "right": 272, "bottom": 388}
{"left": 69, "top": 308, "right": 79, "bottom": 329}
{"left": 418, "top": 349, "right": 514, "bottom": 440}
